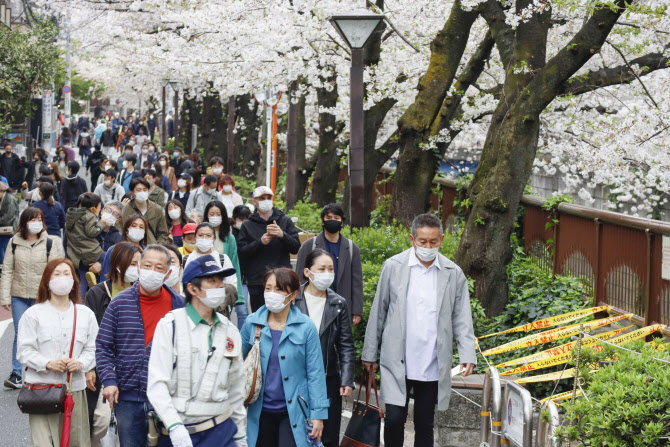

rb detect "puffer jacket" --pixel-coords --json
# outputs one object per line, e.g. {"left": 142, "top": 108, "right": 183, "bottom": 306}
{"left": 65, "top": 207, "right": 104, "bottom": 269}
{"left": 0, "top": 231, "right": 63, "bottom": 304}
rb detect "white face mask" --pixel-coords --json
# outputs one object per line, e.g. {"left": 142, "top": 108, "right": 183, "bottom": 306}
{"left": 142, "top": 149, "right": 148, "bottom": 155}
{"left": 309, "top": 270, "right": 335, "bottom": 291}
{"left": 165, "top": 267, "right": 181, "bottom": 288}
{"left": 195, "top": 238, "right": 214, "bottom": 252}
{"left": 222, "top": 185, "right": 233, "bottom": 193}
{"left": 101, "top": 212, "right": 117, "bottom": 226}
{"left": 139, "top": 268, "right": 167, "bottom": 293}
{"left": 177, "top": 179, "right": 187, "bottom": 189}
{"left": 103, "top": 179, "right": 112, "bottom": 187}
{"left": 49, "top": 277, "right": 74, "bottom": 296}
{"left": 168, "top": 209, "right": 182, "bottom": 220}
{"left": 28, "top": 221, "right": 43, "bottom": 234}
{"left": 235, "top": 221, "right": 243, "bottom": 230}
{"left": 135, "top": 191, "right": 149, "bottom": 203}
{"left": 264, "top": 291, "right": 292, "bottom": 313}
{"left": 146, "top": 179, "right": 154, "bottom": 187}
{"left": 122, "top": 160, "right": 129, "bottom": 169}
{"left": 127, "top": 228, "right": 145, "bottom": 242}
{"left": 159, "top": 160, "right": 167, "bottom": 167}
{"left": 212, "top": 167, "right": 223, "bottom": 175}
{"left": 197, "top": 287, "right": 227, "bottom": 309}
{"left": 208, "top": 216, "right": 222, "bottom": 227}
{"left": 121, "top": 266, "right": 139, "bottom": 283}
{"left": 414, "top": 244, "right": 440, "bottom": 262}
{"left": 258, "top": 199, "right": 273, "bottom": 214}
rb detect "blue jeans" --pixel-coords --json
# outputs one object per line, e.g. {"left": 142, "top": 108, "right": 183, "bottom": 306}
{"left": 157, "top": 417, "right": 237, "bottom": 447}
{"left": 11, "top": 297, "right": 35, "bottom": 376}
{"left": 0, "top": 235, "right": 11, "bottom": 266}
{"left": 76, "top": 268, "right": 89, "bottom": 299}
{"left": 115, "top": 400, "right": 152, "bottom": 447}
{"left": 235, "top": 285, "right": 249, "bottom": 330}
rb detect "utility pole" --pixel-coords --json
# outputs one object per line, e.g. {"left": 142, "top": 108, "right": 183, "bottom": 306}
{"left": 64, "top": 18, "right": 71, "bottom": 128}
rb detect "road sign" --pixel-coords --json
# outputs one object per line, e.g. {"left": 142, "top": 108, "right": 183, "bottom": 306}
{"left": 63, "top": 85, "right": 71, "bottom": 94}
{"left": 116, "top": 99, "right": 120, "bottom": 105}
{"left": 502, "top": 382, "right": 532, "bottom": 447}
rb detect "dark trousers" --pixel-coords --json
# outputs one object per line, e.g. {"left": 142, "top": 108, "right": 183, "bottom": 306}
{"left": 248, "top": 284, "right": 266, "bottom": 313}
{"left": 322, "top": 375, "right": 342, "bottom": 447}
{"left": 115, "top": 400, "right": 152, "bottom": 447}
{"left": 85, "top": 376, "right": 102, "bottom": 436}
{"left": 384, "top": 379, "right": 438, "bottom": 447}
{"left": 257, "top": 411, "right": 297, "bottom": 447}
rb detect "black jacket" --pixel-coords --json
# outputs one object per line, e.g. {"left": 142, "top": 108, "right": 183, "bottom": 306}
{"left": 84, "top": 280, "right": 113, "bottom": 325}
{"left": 60, "top": 176, "right": 88, "bottom": 209}
{"left": 237, "top": 207, "right": 300, "bottom": 285}
{"left": 1, "top": 152, "right": 23, "bottom": 190}
{"left": 101, "top": 129, "right": 116, "bottom": 147}
{"left": 295, "top": 286, "right": 355, "bottom": 388}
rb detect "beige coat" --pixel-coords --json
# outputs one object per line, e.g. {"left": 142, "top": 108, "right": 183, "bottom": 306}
{"left": 0, "top": 232, "right": 63, "bottom": 305}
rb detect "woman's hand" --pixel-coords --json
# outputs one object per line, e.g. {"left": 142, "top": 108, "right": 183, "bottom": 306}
{"left": 65, "top": 358, "right": 83, "bottom": 372}
{"left": 89, "top": 262, "right": 102, "bottom": 274}
{"left": 46, "top": 359, "right": 67, "bottom": 373}
{"left": 340, "top": 386, "right": 353, "bottom": 397}
{"left": 2, "top": 305, "right": 10, "bottom": 311}
{"left": 85, "top": 370, "right": 96, "bottom": 391}
{"left": 308, "top": 420, "right": 323, "bottom": 440}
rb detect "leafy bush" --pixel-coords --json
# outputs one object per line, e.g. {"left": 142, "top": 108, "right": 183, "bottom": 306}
{"left": 558, "top": 340, "right": 670, "bottom": 447}
{"left": 285, "top": 201, "right": 323, "bottom": 234}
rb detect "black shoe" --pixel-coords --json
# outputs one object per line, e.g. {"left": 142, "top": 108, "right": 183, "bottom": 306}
{"left": 4, "top": 373, "right": 22, "bottom": 389}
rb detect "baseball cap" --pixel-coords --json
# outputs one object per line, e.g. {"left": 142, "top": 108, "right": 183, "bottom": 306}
{"left": 182, "top": 255, "right": 236, "bottom": 285}
{"left": 179, "top": 172, "right": 192, "bottom": 181}
{"left": 182, "top": 223, "right": 197, "bottom": 234}
{"left": 253, "top": 186, "right": 274, "bottom": 198}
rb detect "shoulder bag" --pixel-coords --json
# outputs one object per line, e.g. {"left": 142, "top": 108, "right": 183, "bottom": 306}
{"left": 340, "top": 372, "right": 385, "bottom": 447}
{"left": 243, "top": 325, "right": 263, "bottom": 405}
{"left": 0, "top": 192, "right": 14, "bottom": 235}
{"left": 17, "top": 304, "right": 77, "bottom": 414}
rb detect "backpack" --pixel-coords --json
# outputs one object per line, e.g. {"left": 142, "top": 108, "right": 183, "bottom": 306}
{"left": 13, "top": 237, "right": 53, "bottom": 259}
{"left": 80, "top": 136, "right": 90, "bottom": 147}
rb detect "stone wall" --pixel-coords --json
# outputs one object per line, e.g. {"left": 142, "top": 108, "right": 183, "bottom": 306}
{"left": 436, "top": 388, "right": 483, "bottom": 447}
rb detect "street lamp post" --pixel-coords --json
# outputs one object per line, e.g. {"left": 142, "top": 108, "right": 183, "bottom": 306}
{"left": 160, "top": 79, "right": 168, "bottom": 147}
{"left": 329, "top": 10, "right": 385, "bottom": 228}
{"left": 254, "top": 86, "right": 282, "bottom": 192}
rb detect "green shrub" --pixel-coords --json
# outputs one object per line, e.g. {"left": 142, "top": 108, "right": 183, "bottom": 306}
{"left": 557, "top": 340, "right": 670, "bottom": 447}
{"left": 285, "top": 201, "right": 323, "bottom": 234}
{"left": 234, "top": 176, "right": 257, "bottom": 202}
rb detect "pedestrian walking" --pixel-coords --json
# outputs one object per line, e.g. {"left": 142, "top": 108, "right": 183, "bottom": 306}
{"left": 237, "top": 186, "right": 300, "bottom": 312}
{"left": 17, "top": 257, "right": 98, "bottom": 447}
{"left": 1, "top": 207, "right": 63, "bottom": 389}
{"left": 241, "top": 267, "right": 328, "bottom": 447}
{"left": 169, "top": 172, "right": 191, "bottom": 208}
{"left": 145, "top": 168, "right": 167, "bottom": 208}
{"left": 147, "top": 255, "right": 247, "bottom": 447}
{"left": 116, "top": 177, "right": 170, "bottom": 244}
{"left": 100, "top": 123, "right": 117, "bottom": 159}
{"left": 361, "top": 213, "right": 477, "bottom": 447}
{"left": 0, "top": 181, "right": 19, "bottom": 265}
{"left": 1, "top": 142, "right": 24, "bottom": 192}
{"left": 60, "top": 162, "right": 88, "bottom": 210}
{"left": 158, "top": 154, "right": 177, "bottom": 192}
{"left": 161, "top": 243, "right": 184, "bottom": 295}
{"left": 32, "top": 182, "right": 66, "bottom": 238}
{"left": 64, "top": 193, "right": 104, "bottom": 296}
{"left": 96, "top": 201, "right": 123, "bottom": 253}
{"left": 100, "top": 213, "right": 148, "bottom": 281}
{"left": 86, "top": 145, "right": 106, "bottom": 190}
{"left": 166, "top": 199, "right": 190, "bottom": 247}
{"left": 217, "top": 174, "right": 243, "bottom": 218}
{"left": 117, "top": 153, "right": 143, "bottom": 194}
{"left": 185, "top": 174, "right": 219, "bottom": 217}
{"left": 78, "top": 128, "right": 93, "bottom": 165}
{"left": 93, "top": 169, "right": 126, "bottom": 206}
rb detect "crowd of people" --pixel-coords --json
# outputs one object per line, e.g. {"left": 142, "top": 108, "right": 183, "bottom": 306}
{"left": 0, "top": 125, "right": 477, "bottom": 447}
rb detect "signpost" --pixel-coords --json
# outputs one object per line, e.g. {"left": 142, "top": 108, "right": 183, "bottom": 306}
{"left": 501, "top": 381, "right": 533, "bottom": 447}
{"left": 42, "top": 89, "right": 54, "bottom": 152}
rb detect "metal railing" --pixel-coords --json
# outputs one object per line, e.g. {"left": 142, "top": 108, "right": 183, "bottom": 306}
{"left": 501, "top": 381, "right": 533, "bottom": 447}
{"left": 536, "top": 401, "right": 561, "bottom": 447}
{"left": 480, "top": 366, "right": 502, "bottom": 447}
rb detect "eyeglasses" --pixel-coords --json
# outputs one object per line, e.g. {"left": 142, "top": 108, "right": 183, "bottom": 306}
{"left": 104, "top": 208, "right": 121, "bottom": 217}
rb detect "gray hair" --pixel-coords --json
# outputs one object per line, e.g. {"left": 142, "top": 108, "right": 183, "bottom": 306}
{"left": 106, "top": 201, "right": 124, "bottom": 212}
{"left": 411, "top": 213, "right": 443, "bottom": 238}
{"left": 141, "top": 244, "right": 172, "bottom": 267}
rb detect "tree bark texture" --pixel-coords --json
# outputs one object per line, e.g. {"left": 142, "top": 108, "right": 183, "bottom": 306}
{"left": 233, "top": 94, "right": 262, "bottom": 179}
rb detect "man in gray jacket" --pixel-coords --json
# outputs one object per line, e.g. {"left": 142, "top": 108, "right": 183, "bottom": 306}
{"left": 362, "top": 213, "right": 476, "bottom": 447}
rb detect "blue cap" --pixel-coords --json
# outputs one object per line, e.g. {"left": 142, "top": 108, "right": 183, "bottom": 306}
{"left": 179, "top": 172, "right": 192, "bottom": 180}
{"left": 182, "top": 255, "right": 236, "bottom": 285}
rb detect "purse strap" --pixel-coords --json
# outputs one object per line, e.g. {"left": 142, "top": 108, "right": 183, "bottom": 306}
{"left": 254, "top": 324, "right": 261, "bottom": 341}
{"left": 356, "top": 372, "right": 380, "bottom": 408}
{"left": 66, "top": 304, "right": 77, "bottom": 389}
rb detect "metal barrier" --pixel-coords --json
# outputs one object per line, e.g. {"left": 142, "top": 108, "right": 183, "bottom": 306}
{"left": 536, "top": 400, "right": 560, "bottom": 447}
{"left": 480, "top": 366, "right": 502, "bottom": 447}
{"left": 501, "top": 381, "right": 533, "bottom": 447}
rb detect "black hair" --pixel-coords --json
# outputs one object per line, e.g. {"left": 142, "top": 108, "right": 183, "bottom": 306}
{"left": 188, "top": 168, "right": 201, "bottom": 188}
{"left": 125, "top": 154, "right": 137, "bottom": 166}
{"left": 39, "top": 182, "right": 55, "bottom": 206}
{"left": 18, "top": 207, "right": 44, "bottom": 240}
{"left": 195, "top": 222, "right": 216, "bottom": 238}
{"left": 38, "top": 176, "right": 54, "bottom": 185}
{"left": 80, "top": 192, "right": 102, "bottom": 209}
{"left": 143, "top": 168, "right": 158, "bottom": 179}
{"left": 94, "top": 144, "right": 102, "bottom": 151}
{"left": 67, "top": 161, "right": 80, "bottom": 174}
{"left": 161, "top": 242, "right": 183, "bottom": 266}
{"left": 121, "top": 192, "right": 133, "bottom": 202}
{"left": 232, "top": 205, "right": 251, "bottom": 219}
{"left": 183, "top": 277, "right": 203, "bottom": 303}
{"left": 304, "top": 248, "right": 334, "bottom": 270}
{"left": 130, "top": 177, "right": 150, "bottom": 192}
{"left": 203, "top": 174, "right": 218, "bottom": 186}
{"left": 165, "top": 199, "right": 191, "bottom": 227}
{"left": 104, "top": 169, "right": 118, "bottom": 178}
{"left": 203, "top": 200, "right": 230, "bottom": 240}
{"left": 321, "top": 203, "right": 345, "bottom": 222}
{"left": 209, "top": 157, "right": 224, "bottom": 167}
{"left": 124, "top": 144, "right": 134, "bottom": 152}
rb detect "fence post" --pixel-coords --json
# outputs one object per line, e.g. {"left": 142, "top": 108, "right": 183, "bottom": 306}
{"left": 480, "top": 366, "right": 502, "bottom": 447}
{"left": 645, "top": 229, "right": 652, "bottom": 325}
{"left": 536, "top": 400, "right": 561, "bottom": 447}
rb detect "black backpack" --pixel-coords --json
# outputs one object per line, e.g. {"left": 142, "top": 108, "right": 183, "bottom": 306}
{"left": 12, "top": 237, "right": 53, "bottom": 258}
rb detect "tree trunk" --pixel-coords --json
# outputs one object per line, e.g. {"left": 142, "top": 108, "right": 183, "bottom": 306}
{"left": 293, "top": 89, "right": 310, "bottom": 202}
{"left": 200, "top": 94, "right": 227, "bottom": 162}
{"left": 311, "top": 74, "right": 342, "bottom": 206}
{"left": 234, "top": 94, "right": 262, "bottom": 179}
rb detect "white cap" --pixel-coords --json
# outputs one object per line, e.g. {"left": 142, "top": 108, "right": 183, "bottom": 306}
{"left": 253, "top": 186, "right": 274, "bottom": 198}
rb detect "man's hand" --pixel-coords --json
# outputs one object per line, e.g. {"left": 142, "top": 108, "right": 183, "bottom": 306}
{"left": 89, "top": 262, "right": 102, "bottom": 274}
{"left": 102, "top": 385, "right": 119, "bottom": 409}
{"left": 362, "top": 361, "right": 377, "bottom": 374}
{"left": 46, "top": 359, "right": 67, "bottom": 373}
{"left": 352, "top": 315, "right": 361, "bottom": 326}
{"left": 85, "top": 370, "right": 96, "bottom": 391}
{"left": 340, "top": 386, "right": 353, "bottom": 397}
{"left": 266, "top": 221, "right": 283, "bottom": 238}
{"left": 308, "top": 420, "right": 323, "bottom": 440}
{"left": 261, "top": 233, "right": 273, "bottom": 245}
{"left": 461, "top": 363, "right": 475, "bottom": 377}
{"left": 21, "top": 182, "right": 28, "bottom": 190}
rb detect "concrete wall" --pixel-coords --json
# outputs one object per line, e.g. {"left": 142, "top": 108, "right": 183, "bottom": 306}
{"left": 436, "top": 389, "right": 483, "bottom": 447}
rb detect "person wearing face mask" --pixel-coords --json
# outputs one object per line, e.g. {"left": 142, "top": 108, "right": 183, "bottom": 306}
{"left": 147, "top": 114, "right": 158, "bottom": 141}
{"left": 147, "top": 253, "right": 245, "bottom": 447}
{"left": 60, "top": 161, "right": 88, "bottom": 209}
{"left": 116, "top": 177, "right": 170, "bottom": 245}
{"left": 117, "top": 152, "right": 143, "bottom": 194}
{"left": 1, "top": 207, "right": 63, "bottom": 389}
{"left": 206, "top": 157, "right": 226, "bottom": 186}
{"left": 144, "top": 168, "right": 167, "bottom": 208}
{"left": 186, "top": 174, "right": 219, "bottom": 218}
{"left": 96, "top": 201, "right": 123, "bottom": 253}
{"left": 295, "top": 203, "right": 363, "bottom": 327}
{"left": 1, "top": 142, "right": 22, "bottom": 192}
{"left": 100, "top": 214, "right": 148, "bottom": 282}
{"left": 295, "top": 249, "right": 354, "bottom": 447}
{"left": 216, "top": 174, "right": 243, "bottom": 218}
{"left": 17, "top": 258, "right": 99, "bottom": 446}
{"left": 65, "top": 193, "right": 105, "bottom": 297}
{"left": 161, "top": 243, "right": 184, "bottom": 295}
{"left": 159, "top": 154, "right": 178, "bottom": 192}
{"left": 0, "top": 181, "right": 18, "bottom": 265}
{"left": 241, "top": 267, "right": 328, "bottom": 447}
{"left": 170, "top": 147, "right": 186, "bottom": 177}
{"left": 362, "top": 214, "right": 477, "bottom": 447}
{"left": 86, "top": 144, "right": 107, "bottom": 190}
{"left": 178, "top": 222, "right": 198, "bottom": 256}
{"left": 32, "top": 182, "right": 66, "bottom": 239}
{"left": 101, "top": 122, "right": 117, "bottom": 159}
{"left": 96, "top": 245, "right": 185, "bottom": 446}
{"left": 24, "top": 147, "right": 47, "bottom": 188}
{"left": 238, "top": 186, "right": 301, "bottom": 312}
{"left": 94, "top": 168, "right": 126, "bottom": 206}
{"left": 231, "top": 205, "right": 251, "bottom": 240}
{"left": 84, "top": 242, "right": 141, "bottom": 444}
{"left": 170, "top": 172, "right": 191, "bottom": 208}
{"left": 165, "top": 199, "right": 191, "bottom": 247}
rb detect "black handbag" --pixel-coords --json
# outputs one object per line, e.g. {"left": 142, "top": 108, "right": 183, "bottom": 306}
{"left": 340, "top": 373, "right": 385, "bottom": 447}
{"left": 17, "top": 304, "right": 77, "bottom": 414}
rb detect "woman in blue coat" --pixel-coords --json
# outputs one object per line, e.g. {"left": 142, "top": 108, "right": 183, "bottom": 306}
{"left": 241, "top": 267, "right": 329, "bottom": 447}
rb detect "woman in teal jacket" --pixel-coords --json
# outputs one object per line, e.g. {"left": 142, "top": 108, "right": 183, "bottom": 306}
{"left": 241, "top": 267, "right": 329, "bottom": 447}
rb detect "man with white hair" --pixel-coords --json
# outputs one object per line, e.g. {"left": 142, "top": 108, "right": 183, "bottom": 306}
{"left": 236, "top": 186, "right": 301, "bottom": 312}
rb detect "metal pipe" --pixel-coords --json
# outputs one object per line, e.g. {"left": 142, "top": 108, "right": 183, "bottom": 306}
{"left": 644, "top": 229, "right": 652, "bottom": 325}
{"left": 349, "top": 48, "right": 365, "bottom": 228}
{"left": 161, "top": 86, "right": 167, "bottom": 147}
{"left": 480, "top": 367, "right": 502, "bottom": 447}
{"left": 286, "top": 82, "right": 297, "bottom": 210}
{"left": 536, "top": 400, "right": 560, "bottom": 447}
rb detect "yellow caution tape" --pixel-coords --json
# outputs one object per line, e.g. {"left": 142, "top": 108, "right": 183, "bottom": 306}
{"left": 496, "top": 326, "right": 631, "bottom": 368}
{"left": 479, "top": 306, "right": 612, "bottom": 339}
{"left": 515, "top": 368, "right": 576, "bottom": 383}
{"left": 482, "top": 314, "right": 632, "bottom": 356}
{"left": 539, "top": 390, "right": 582, "bottom": 404}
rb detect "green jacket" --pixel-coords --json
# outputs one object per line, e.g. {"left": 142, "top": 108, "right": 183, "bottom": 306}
{"left": 65, "top": 208, "right": 103, "bottom": 268}
{"left": 116, "top": 200, "right": 170, "bottom": 245}
{"left": 0, "top": 191, "right": 18, "bottom": 228}
{"left": 223, "top": 233, "right": 244, "bottom": 305}
{"left": 149, "top": 186, "right": 166, "bottom": 209}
